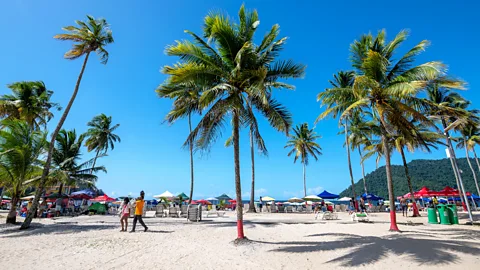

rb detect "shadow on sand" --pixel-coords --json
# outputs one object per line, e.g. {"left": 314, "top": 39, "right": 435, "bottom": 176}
{"left": 254, "top": 232, "right": 480, "bottom": 267}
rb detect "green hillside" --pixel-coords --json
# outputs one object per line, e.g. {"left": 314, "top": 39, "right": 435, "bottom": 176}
{"left": 339, "top": 158, "right": 480, "bottom": 199}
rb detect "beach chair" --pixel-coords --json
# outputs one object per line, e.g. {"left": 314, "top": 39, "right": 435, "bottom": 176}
{"left": 270, "top": 205, "right": 277, "bottom": 213}
{"left": 351, "top": 212, "right": 369, "bottom": 222}
{"left": 334, "top": 205, "right": 341, "bottom": 212}
{"left": 286, "top": 206, "right": 293, "bottom": 213}
{"left": 155, "top": 205, "right": 164, "bottom": 217}
{"left": 145, "top": 211, "right": 156, "bottom": 218}
{"left": 378, "top": 205, "right": 386, "bottom": 212}
{"left": 169, "top": 207, "right": 179, "bottom": 218}
{"left": 180, "top": 205, "right": 188, "bottom": 218}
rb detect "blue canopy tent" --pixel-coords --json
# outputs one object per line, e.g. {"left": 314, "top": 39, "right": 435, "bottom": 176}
{"left": 361, "top": 193, "right": 384, "bottom": 201}
{"left": 317, "top": 190, "right": 339, "bottom": 199}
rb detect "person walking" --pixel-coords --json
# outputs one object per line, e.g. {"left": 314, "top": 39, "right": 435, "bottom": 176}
{"left": 400, "top": 197, "right": 407, "bottom": 216}
{"left": 130, "top": 191, "right": 148, "bottom": 232}
{"left": 120, "top": 197, "right": 130, "bottom": 232}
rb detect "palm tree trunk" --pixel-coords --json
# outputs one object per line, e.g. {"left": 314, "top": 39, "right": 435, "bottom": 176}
{"left": 6, "top": 196, "right": 18, "bottom": 224}
{"left": 358, "top": 148, "right": 368, "bottom": 195}
{"left": 232, "top": 111, "right": 244, "bottom": 239}
{"left": 248, "top": 127, "right": 256, "bottom": 212}
{"left": 21, "top": 52, "right": 91, "bottom": 230}
{"left": 463, "top": 135, "right": 480, "bottom": 197}
{"left": 58, "top": 182, "right": 64, "bottom": 195}
{"left": 344, "top": 122, "right": 357, "bottom": 210}
{"left": 399, "top": 146, "right": 420, "bottom": 217}
{"left": 91, "top": 148, "right": 101, "bottom": 174}
{"left": 188, "top": 113, "right": 194, "bottom": 205}
{"left": 472, "top": 148, "right": 480, "bottom": 175}
{"left": 381, "top": 132, "right": 399, "bottom": 231}
{"left": 303, "top": 162, "right": 306, "bottom": 197}
{"left": 442, "top": 120, "right": 473, "bottom": 222}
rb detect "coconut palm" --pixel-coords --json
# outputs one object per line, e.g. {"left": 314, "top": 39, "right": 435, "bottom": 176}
{"left": 160, "top": 5, "right": 303, "bottom": 239}
{"left": 456, "top": 121, "right": 480, "bottom": 197}
{"left": 285, "top": 123, "right": 322, "bottom": 197}
{"left": 52, "top": 129, "right": 106, "bottom": 195}
{"left": 456, "top": 124, "right": 480, "bottom": 177}
{"left": 157, "top": 84, "right": 201, "bottom": 205}
{"left": 320, "top": 30, "right": 445, "bottom": 231}
{"left": 0, "top": 81, "right": 60, "bottom": 130}
{"left": 84, "top": 114, "right": 120, "bottom": 172}
{"left": 22, "top": 15, "right": 114, "bottom": 229}
{"left": 0, "top": 120, "right": 46, "bottom": 223}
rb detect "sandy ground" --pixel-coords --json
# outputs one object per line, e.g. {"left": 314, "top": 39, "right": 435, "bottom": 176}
{"left": 1, "top": 210, "right": 480, "bottom": 270}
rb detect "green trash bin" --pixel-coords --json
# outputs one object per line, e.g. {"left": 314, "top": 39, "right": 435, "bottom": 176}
{"left": 447, "top": 204, "right": 459, "bottom": 224}
{"left": 427, "top": 207, "right": 439, "bottom": 224}
{"left": 437, "top": 204, "right": 451, "bottom": 225}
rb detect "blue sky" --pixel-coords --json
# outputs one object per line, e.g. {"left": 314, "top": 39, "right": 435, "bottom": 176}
{"left": 1, "top": 0, "right": 478, "bottom": 200}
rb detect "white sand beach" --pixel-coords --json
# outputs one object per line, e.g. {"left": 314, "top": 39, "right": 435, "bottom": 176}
{"left": 1, "top": 211, "right": 479, "bottom": 270}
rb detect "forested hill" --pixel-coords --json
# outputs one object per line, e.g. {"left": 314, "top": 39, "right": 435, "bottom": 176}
{"left": 339, "top": 158, "right": 479, "bottom": 199}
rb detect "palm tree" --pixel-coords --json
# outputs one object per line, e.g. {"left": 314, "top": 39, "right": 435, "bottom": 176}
{"left": 160, "top": 5, "right": 304, "bottom": 240}
{"left": 0, "top": 120, "right": 46, "bottom": 223}
{"left": 22, "top": 15, "right": 114, "bottom": 229}
{"left": 424, "top": 80, "right": 474, "bottom": 220}
{"left": 52, "top": 129, "right": 106, "bottom": 195}
{"left": 457, "top": 124, "right": 480, "bottom": 179}
{"left": 285, "top": 123, "right": 322, "bottom": 197}
{"left": 456, "top": 123, "right": 480, "bottom": 197}
{"left": 157, "top": 85, "right": 201, "bottom": 205}
{"left": 0, "top": 81, "right": 60, "bottom": 129}
{"left": 320, "top": 30, "right": 445, "bottom": 231}
{"left": 84, "top": 114, "right": 121, "bottom": 172}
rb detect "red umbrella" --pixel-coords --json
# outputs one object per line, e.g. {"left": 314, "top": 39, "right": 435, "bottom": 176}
{"left": 90, "top": 195, "right": 115, "bottom": 202}
{"left": 189, "top": 200, "right": 198, "bottom": 205}
{"left": 228, "top": 199, "right": 236, "bottom": 204}
{"left": 196, "top": 199, "right": 212, "bottom": 205}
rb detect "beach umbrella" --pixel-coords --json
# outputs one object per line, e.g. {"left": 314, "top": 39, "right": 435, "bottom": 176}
{"left": 196, "top": 199, "right": 212, "bottom": 205}
{"left": 20, "top": 195, "right": 36, "bottom": 200}
{"left": 216, "top": 193, "right": 232, "bottom": 201}
{"left": 288, "top": 197, "right": 304, "bottom": 203}
{"left": 303, "top": 195, "right": 322, "bottom": 201}
{"left": 317, "top": 190, "right": 339, "bottom": 199}
{"left": 205, "top": 197, "right": 218, "bottom": 201}
{"left": 153, "top": 191, "right": 174, "bottom": 199}
{"left": 324, "top": 201, "right": 334, "bottom": 205}
{"left": 261, "top": 196, "right": 275, "bottom": 202}
{"left": 228, "top": 199, "right": 237, "bottom": 204}
{"left": 338, "top": 197, "right": 351, "bottom": 201}
{"left": 176, "top": 192, "right": 189, "bottom": 200}
{"left": 91, "top": 195, "right": 116, "bottom": 202}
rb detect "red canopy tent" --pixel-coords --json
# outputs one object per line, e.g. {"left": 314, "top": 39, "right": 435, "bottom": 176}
{"left": 196, "top": 199, "right": 212, "bottom": 205}
{"left": 228, "top": 199, "right": 236, "bottom": 204}
{"left": 90, "top": 195, "right": 115, "bottom": 202}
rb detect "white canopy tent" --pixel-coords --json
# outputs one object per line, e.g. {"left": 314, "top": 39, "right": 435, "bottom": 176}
{"left": 338, "top": 197, "right": 352, "bottom": 201}
{"left": 153, "top": 191, "right": 174, "bottom": 199}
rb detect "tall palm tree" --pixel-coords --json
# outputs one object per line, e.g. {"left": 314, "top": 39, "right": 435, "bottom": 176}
{"left": 456, "top": 123, "right": 480, "bottom": 197}
{"left": 0, "top": 81, "right": 60, "bottom": 130}
{"left": 84, "top": 114, "right": 121, "bottom": 172}
{"left": 319, "top": 30, "right": 445, "bottom": 231}
{"left": 22, "top": 15, "right": 114, "bottom": 229}
{"left": 0, "top": 120, "right": 46, "bottom": 224}
{"left": 160, "top": 5, "right": 303, "bottom": 240}
{"left": 52, "top": 129, "right": 106, "bottom": 195}
{"left": 456, "top": 124, "right": 480, "bottom": 178}
{"left": 157, "top": 85, "right": 202, "bottom": 204}
{"left": 285, "top": 123, "right": 322, "bottom": 197}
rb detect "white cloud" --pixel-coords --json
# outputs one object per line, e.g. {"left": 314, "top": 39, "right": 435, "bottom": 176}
{"left": 110, "top": 191, "right": 116, "bottom": 196}
{"left": 242, "top": 188, "right": 268, "bottom": 198}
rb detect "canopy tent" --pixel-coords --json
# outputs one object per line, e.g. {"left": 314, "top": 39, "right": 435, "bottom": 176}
{"left": 90, "top": 195, "right": 116, "bottom": 202}
{"left": 303, "top": 195, "right": 322, "bottom": 201}
{"left": 189, "top": 200, "right": 198, "bottom": 205}
{"left": 216, "top": 193, "right": 232, "bottom": 201}
{"left": 288, "top": 197, "right": 304, "bottom": 203}
{"left": 261, "top": 196, "right": 275, "bottom": 202}
{"left": 338, "top": 197, "right": 352, "bottom": 202}
{"left": 317, "top": 190, "right": 339, "bottom": 199}
{"left": 20, "top": 195, "right": 36, "bottom": 200}
{"left": 145, "top": 200, "right": 158, "bottom": 205}
{"left": 205, "top": 197, "right": 218, "bottom": 201}
{"left": 153, "top": 191, "right": 174, "bottom": 199}
{"left": 176, "top": 192, "right": 189, "bottom": 200}
{"left": 70, "top": 189, "right": 95, "bottom": 197}
{"left": 228, "top": 199, "right": 236, "bottom": 204}
{"left": 361, "top": 193, "right": 384, "bottom": 201}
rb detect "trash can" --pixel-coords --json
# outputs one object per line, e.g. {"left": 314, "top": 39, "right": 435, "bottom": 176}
{"left": 437, "top": 204, "right": 451, "bottom": 225}
{"left": 427, "top": 207, "right": 439, "bottom": 224}
{"left": 447, "top": 204, "right": 459, "bottom": 224}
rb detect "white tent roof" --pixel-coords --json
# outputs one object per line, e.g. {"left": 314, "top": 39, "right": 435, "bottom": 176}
{"left": 21, "top": 195, "right": 36, "bottom": 200}
{"left": 338, "top": 197, "right": 351, "bottom": 201}
{"left": 205, "top": 197, "right": 218, "bottom": 201}
{"left": 153, "top": 191, "right": 174, "bottom": 198}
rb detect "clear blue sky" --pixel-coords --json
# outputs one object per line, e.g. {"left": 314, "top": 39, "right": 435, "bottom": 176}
{"left": 1, "top": 0, "right": 478, "bottom": 200}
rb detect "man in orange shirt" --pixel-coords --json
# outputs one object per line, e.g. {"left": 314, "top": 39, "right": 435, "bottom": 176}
{"left": 130, "top": 190, "right": 148, "bottom": 232}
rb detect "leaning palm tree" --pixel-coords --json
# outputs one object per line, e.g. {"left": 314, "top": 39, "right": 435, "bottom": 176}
{"left": 52, "top": 129, "right": 106, "bottom": 195}
{"left": 84, "top": 113, "right": 121, "bottom": 172}
{"left": 22, "top": 15, "right": 114, "bottom": 229}
{"left": 0, "top": 120, "right": 46, "bottom": 223}
{"left": 0, "top": 81, "right": 60, "bottom": 130}
{"left": 157, "top": 84, "right": 202, "bottom": 205}
{"left": 456, "top": 122, "right": 480, "bottom": 197}
{"left": 457, "top": 124, "right": 480, "bottom": 178}
{"left": 160, "top": 5, "right": 303, "bottom": 240}
{"left": 320, "top": 30, "right": 445, "bottom": 231}
{"left": 285, "top": 123, "right": 322, "bottom": 197}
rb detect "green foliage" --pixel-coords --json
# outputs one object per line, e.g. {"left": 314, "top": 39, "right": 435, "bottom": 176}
{"left": 339, "top": 158, "right": 480, "bottom": 198}
{"left": 285, "top": 123, "right": 322, "bottom": 165}
{"left": 84, "top": 113, "right": 121, "bottom": 154}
